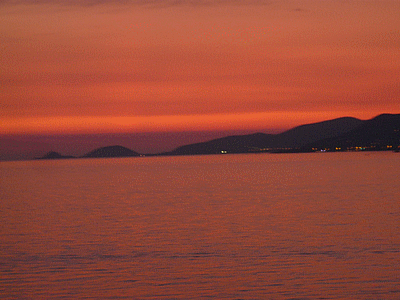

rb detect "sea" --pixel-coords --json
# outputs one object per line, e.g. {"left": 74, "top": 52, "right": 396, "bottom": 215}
{"left": 1, "top": 152, "right": 399, "bottom": 299}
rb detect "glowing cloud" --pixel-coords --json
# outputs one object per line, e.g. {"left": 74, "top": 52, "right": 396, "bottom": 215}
{"left": 1, "top": 0, "right": 399, "bottom": 136}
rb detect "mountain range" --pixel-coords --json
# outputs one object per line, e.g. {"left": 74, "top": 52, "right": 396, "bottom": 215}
{"left": 164, "top": 114, "right": 400, "bottom": 155}
{"left": 38, "top": 113, "right": 400, "bottom": 159}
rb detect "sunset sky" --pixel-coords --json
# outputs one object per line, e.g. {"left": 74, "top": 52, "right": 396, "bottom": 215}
{"left": 1, "top": 0, "right": 400, "bottom": 158}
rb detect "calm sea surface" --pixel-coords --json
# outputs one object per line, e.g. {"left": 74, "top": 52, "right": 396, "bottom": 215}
{"left": 1, "top": 152, "right": 399, "bottom": 299}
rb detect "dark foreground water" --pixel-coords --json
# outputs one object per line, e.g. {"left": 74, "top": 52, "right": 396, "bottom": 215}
{"left": 1, "top": 152, "right": 399, "bottom": 299}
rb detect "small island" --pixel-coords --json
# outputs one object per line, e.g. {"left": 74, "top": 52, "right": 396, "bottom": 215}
{"left": 37, "top": 151, "right": 75, "bottom": 160}
{"left": 82, "top": 145, "right": 140, "bottom": 158}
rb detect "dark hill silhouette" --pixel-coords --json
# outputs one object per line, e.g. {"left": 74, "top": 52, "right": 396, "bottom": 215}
{"left": 166, "top": 116, "right": 364, "bottom": 155}
{"left": 37, "top": 151, "right": 75, "bottom": 160}
{"left": 303, "top": 113, "right": 400, "bottom": 151}
{"left": 83, "top": 145, "right": 140, "bottom": 158}
{"left": 164, "top": 132, "right": 275, "bottom": 155}
{"left": 272, "top": 117, "right": 363, "bottom": 148}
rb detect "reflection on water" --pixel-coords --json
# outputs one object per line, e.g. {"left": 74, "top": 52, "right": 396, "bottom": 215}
{"left": 1, "top": 153, "right": 400, "bottom": 299}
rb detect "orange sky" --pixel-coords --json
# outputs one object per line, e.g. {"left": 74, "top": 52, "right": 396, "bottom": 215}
{"left": 1, "top": 0, "right": 400, "bottom": 136}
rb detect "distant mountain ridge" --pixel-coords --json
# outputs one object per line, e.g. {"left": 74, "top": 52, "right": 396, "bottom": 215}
{"left": 166, "top": 116, "right": 367, "bottom": 155}
{"left": 273, "top": 117, "right": 364, "bottom": 148}
{"left": 37, "top": 113, "right": 400, "bottom": 159}
{"left": 302, "top": 113, "right": 400, "bottom": 151}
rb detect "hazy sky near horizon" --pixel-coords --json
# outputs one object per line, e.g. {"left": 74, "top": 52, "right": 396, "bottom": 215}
{"left": 1, "top": 0, "right": 400, "bottom": 136}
